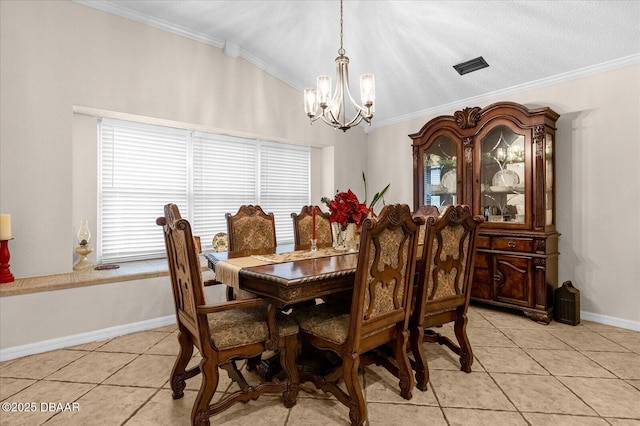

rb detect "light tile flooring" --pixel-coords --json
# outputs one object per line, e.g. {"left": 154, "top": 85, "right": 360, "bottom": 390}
{"left": 1, "top": 305, "right": 639, "bottom": 426}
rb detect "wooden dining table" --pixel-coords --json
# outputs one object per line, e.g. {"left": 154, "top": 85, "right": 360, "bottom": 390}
{"left": 205, "top": 246, "right": 358, "bottom": 306}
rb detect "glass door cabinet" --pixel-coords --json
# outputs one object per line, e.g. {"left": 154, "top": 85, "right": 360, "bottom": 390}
{"left": 411, "top": 102, "right": 560, "bottom": 323}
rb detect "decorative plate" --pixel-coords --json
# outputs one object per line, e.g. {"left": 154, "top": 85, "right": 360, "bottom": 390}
{"left": 441, "top": 170, "right": 457, "bottom": 193}
{"left": 492, "top": 169, "right": 519, "bottom": 187}
{"left": 212, "top": 232, "right": 228, "bottom": 252}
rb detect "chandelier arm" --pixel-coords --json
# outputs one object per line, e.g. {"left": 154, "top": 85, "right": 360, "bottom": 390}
{"left": 342, "top": 69, "right": 369, "bottom": 114}
{"left": 321, "top": 109, "right": 341, "bottom": 128}
{"left": 342, "top": 111, "right": 366, "bottom": 129}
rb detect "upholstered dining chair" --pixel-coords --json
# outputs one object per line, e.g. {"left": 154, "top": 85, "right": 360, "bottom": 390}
{"left": 291, "top": 205, "right": 333, "bottom": 251}
{"left": 226, "top": 204, "right": 277, "bottom": 258}
{"left": 410, "top": 204, "right": 483, "bottom": 391}
{"left": 224, "top": 205, "right": 277, "bottom": 300}
{"left": 292, "top": 204, "right": 423, "bottom": 426}
{"left": 157, "top": 204, "right": 299, "bottom": 426}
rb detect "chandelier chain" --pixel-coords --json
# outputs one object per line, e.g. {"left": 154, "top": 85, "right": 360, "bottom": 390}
{"left": 339, "top": 0, "right": 344, "bottom": 55}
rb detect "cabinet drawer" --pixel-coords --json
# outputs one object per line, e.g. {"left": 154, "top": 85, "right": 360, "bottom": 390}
{"left": 493, "top": 237, "right": 534, "bottom": 253}
{"left": 476, "top": 236, "right": 491, "bottom": 249}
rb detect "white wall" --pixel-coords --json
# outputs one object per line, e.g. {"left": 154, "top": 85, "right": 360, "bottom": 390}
{"left": 367, "top": 65, "right": 640, "bottom": 327}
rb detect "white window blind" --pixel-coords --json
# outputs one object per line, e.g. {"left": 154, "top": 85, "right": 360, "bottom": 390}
{"left": 259, "top": 141, "right": 310, "bottom": 244}
{"left": 99, "top": 119, "right": 189, "bottom": 263}
{"left": 99, "top": 118, "right": 310, "bottom": 263}
{"left": 191, "top": 133, "right": 258, "bottom": 247}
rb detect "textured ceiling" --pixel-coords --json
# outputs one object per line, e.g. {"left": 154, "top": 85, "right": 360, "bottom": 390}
{"left": 78, "top": 0, "right": 640, "bottom": 128}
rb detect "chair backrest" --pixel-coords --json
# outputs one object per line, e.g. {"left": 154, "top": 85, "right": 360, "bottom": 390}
{"left": 413, "top": 205, "right": 440, "bottom": 244}
{"left": 347, "top": 204, "right": 423, "bottom": 351}
{"left": 291, "top": 205, "right": 333, "bottom": 250}
{"left": 414, "top": 205, "right": 483, "bottom": 321}
{"left": 225, "top": 205, "right": 277, "bottom": 258}
{"left": 156, "top": 204, "right": 207, "bottom": 344}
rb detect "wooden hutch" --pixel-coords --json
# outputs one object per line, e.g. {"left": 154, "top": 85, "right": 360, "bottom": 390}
{"left": 411, "top": 102, "right": 560, "bottom": 323}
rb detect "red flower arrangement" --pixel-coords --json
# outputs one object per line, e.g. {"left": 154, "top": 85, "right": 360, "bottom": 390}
{"left": 322, "top": 189, "right": 370, "bottom": 228}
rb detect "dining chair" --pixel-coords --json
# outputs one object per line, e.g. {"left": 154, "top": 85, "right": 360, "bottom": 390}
{"left": 291, "top": 205, "right": 333, "bottom": 251}
{"left": 410, "top": 204, "right": 483, "bottom": 391}
{"left": 226, "top": 204, "right": 277, "bottom": 258}
{"left": 157, "top": 204, "right": 299, "bottom": 426}
{"left": 225, "top": 205, "right": 277, "bottom": 300}
{"left": 292, "top": 204, "right": 423, "bottom": 426}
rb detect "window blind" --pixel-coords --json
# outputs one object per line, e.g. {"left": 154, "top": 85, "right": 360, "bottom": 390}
{"left": 99, "top": 118, "right": 310, "bottom": 263}
{"left": 259, "top": 141, "right": 310, "bottom": 244}
{"left": 99, "top": 119, "right": 189, "bottom": 262}
{"left": 191, "top": 133, "right": 258, "bottom": 248}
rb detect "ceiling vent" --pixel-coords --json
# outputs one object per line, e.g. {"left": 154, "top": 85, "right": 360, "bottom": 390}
{"left": 453, "top": 56, "right": 489, "bottom": 75}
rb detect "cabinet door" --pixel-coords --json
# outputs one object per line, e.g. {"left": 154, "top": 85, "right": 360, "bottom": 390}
{"left": 422, "top": 135, "right": 459, "bottom": 210}
{"left": 493, "top": 254, "right": 534, "bottom": 307}
{"left": 480, "top": 125, "right": 527, "bottom": 225}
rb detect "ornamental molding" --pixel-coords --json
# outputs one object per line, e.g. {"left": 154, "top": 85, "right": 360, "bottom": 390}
{"left": 454, "top": 107, "right": 481, "bottom": 129}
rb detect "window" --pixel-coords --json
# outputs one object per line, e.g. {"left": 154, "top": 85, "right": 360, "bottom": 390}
{"left": 99, "top": 118, "right": 310, "bottom": 263}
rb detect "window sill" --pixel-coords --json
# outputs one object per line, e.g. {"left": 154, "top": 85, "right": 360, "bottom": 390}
{"left": 0, "top": 257, "right": 211, "bottom": 297}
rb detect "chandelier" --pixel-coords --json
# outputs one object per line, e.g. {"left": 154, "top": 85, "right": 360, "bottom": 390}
{"left": 304, "top": 0, "right": 375, "bottom": 132}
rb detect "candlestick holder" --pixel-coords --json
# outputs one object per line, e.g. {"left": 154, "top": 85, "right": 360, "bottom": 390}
{"left": 0, "top": 239, "right": 15, "bottom": 283}
{"left": 310, "top": 238, "right": 318, "bottom": 253}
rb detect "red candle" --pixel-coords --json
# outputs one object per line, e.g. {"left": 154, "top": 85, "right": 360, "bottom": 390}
{"left": 311, "top": 206, "right": 316, "bottom": 240}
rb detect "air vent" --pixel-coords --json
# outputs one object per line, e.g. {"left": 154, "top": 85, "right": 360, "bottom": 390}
{"left": 453, "top": 56, "right": 489, "bottom": 75}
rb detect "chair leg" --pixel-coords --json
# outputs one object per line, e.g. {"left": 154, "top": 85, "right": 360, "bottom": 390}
{"left": 280, "top": 335, "right": 299, "bottom": 408}
{"left": 170, "top": 330, "right": 194, "bottom": 399}
{"left": 453, "top": 312, "right": 473, "bottom": 373}
{"left": 410, "top": 325, "right": 429, "bottom": 391}
{"left": 192, "top": 356, "right": 219, "bottom": 426}
{"left": 394, "top": 329, "right": 414, "bottom": 400}
{"left": 343, "top": 353, "right": 366, "bottom": 426}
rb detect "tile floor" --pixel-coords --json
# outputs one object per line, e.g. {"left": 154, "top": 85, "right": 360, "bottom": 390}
{"left": 1, "top": 305, "right": 639, "bottom": 426}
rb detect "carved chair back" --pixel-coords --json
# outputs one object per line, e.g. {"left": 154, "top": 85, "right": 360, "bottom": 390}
{"left": 225, "top": 205, "right": 277, "bottom": 258}
{"left": 158, "top": 204, "right": 205, "bottom": 337}
{"left": 291, "top": 205, "right": 333, "bottom": 250}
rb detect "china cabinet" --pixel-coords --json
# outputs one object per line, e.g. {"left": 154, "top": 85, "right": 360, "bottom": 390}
{"left": 411, "top": 102, "right": 560, "bottom": 323}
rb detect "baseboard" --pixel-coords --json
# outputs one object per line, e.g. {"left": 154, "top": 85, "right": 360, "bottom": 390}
{"left": 0, "top": 315, "right": 176, "bottom": 362}
{"left": 581, "top": 311, "right": 640, "bottom": 332}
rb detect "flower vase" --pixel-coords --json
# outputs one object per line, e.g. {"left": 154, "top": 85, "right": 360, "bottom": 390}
{"left": 332, "top": 222, "right": 357, "bottom": 251}
{"left": 331, "top": 222, "right": 346, "bottom": 251}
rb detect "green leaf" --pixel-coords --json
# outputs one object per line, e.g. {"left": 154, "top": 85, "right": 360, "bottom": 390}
{"left": 369, "top": 183, "right": 390, "bottom": 210}
{"left": 362, "top": 171, "right": 368, "bottom": 204}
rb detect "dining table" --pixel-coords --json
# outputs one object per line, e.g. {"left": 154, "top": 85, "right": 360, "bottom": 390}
{"left": 205, "top": 246, "right": 359, "bottom": 305}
